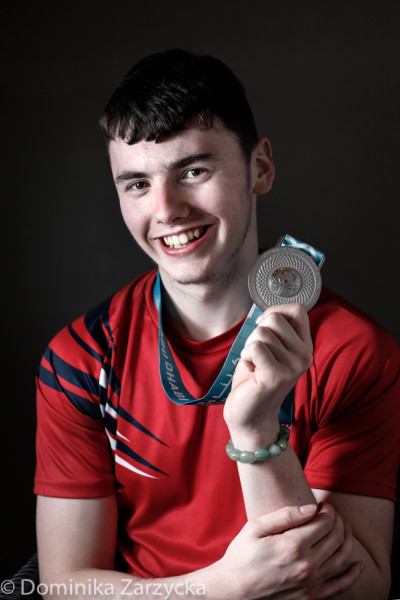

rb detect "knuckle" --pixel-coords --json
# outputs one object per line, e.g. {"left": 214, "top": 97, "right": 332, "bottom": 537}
{"left": 292, "top": 558, "right": 316, "bottom": 582}
{"left": 333, "top": 515, "right": 345, "bottom": 543}
{"left": 291, "top": 303, "right": 306, "bottom": 320}
{"left": 246, "top": 517, "right": 262, "bottom": 537}
{"left": 336, "top": 534, "right": 354, "bottom": 563}
{"left": 282, "top": 538, "right": 304, "bottom": 562}
{"left": 241, "top": 339, "right": 260, "bottom": 360}
{"left": 266, "top": 311, "right": 281, "bottom": 326}
{"left": 334, "top": 553, "right": 353, "bottom": 574}
{"left": 319, "top": 516, "right": 335, "bottom": 537}
{"left": 278, "top": 506, "right": 297, "bottom": 529}
{"left": 291, "top": 354, "right": 312, "bottom": 379}
{"left": 321, "top": 500, "right": 335, "bottom": 515}
{"left": 318, "top": 505, "right": 336, "bottom": 527}
{"left": 298, "top": 343, "right": 313, "bottom": 368}
{"left": 258, "top": 328, "right": 278, "bottom": 348}
{"left": 303, "top": 346, "right": 314, "bottom": 367}
{"left": 251, "top": 339, "right": 266, "bottom": 354}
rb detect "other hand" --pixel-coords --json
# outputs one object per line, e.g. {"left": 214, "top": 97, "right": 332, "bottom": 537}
{"left": 215, "top": 502, "right": 363, "bottom": 600}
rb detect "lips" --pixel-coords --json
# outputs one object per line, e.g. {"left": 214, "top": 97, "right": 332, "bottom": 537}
{"left": 162, "top": 226, "right": 206, "bottom": 249}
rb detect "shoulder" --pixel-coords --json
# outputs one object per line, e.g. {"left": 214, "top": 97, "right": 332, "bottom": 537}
{"left": 307, "top": 287, "right": 400, "bottom": 417}
{"left": 310, "top": 286, "right": 399, "bottom": 364}
{"left": 36, "top": 269, "right": 158, "bottom": 420}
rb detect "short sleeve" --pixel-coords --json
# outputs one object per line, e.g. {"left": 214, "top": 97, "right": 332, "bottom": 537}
{"left": 34, "top": 309, "right": 116, "bottom": 498}
{"left": 300, "top": 299, "right": 400, "bottom": 501}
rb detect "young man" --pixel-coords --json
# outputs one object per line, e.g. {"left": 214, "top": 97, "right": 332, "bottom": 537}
{"left": 35, "top": 49, "right": 400, "bottom": 599}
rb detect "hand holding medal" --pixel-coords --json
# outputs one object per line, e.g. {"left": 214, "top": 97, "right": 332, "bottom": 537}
{"left": 225, "top": 235, "right": 322, "bottom": 435}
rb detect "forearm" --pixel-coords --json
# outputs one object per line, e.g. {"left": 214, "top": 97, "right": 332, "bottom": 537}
{"left": 228, "top": 420, "right": 316, "bottom": 519}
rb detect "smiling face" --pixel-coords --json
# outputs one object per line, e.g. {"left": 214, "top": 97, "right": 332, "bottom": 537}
{"left": 109, "top": 122, "right": 274, "bottom": 294}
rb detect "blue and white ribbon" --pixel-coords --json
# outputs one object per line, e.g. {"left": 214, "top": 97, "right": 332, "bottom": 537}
{"left": 280, "top": 234, "right": 325, "bottom": 267}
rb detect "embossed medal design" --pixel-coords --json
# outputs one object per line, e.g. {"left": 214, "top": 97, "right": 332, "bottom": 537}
{"left": 248, "top": 238, "right": 324, "bottom": 312}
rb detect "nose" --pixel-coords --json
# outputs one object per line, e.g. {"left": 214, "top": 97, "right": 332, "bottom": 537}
{"left": 153, "top": 183, "right": 191, "bottom": 224}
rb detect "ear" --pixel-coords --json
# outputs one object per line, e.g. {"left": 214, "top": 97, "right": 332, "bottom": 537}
{"left": 250, "top": 137, "right": 275, "bottom": 195}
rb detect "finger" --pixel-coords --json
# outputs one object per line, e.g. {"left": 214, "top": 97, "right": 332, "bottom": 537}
{"left": 317, "top": 561, "right": 365, "bottom": 599}
{"left": 257, "top": 311, "right": 303, "bottom": 351}
{"left": 240, "top": 338, "right": 280, "bottom": 372}
{"left": 255, "top": 312, "right": 313, "bottom": 367}
{"left": 251, "top": 504, "right": 318, "bottom": 537}
{"left": 311, "top": 512, "right": 349, "bottom": 572}
{"left": 241, "top": 329, "right": 288, "bottom": 366}
{"left": 317, "top": 524, "right": 355, "bottom": 580}
{"left": 284, "top": 503, "right": 336, "bottom": 548}
{"left": 257, "top": 303, "right": 313, "bottom": 347}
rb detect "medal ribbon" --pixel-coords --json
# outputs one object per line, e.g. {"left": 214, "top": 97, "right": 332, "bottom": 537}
{"left": 280, "top": 234, "right": 325, "bottom": 267}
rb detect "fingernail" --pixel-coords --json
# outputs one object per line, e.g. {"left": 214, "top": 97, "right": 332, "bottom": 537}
{"left": 299, "top": 504, "right": 317, "bottom": 515}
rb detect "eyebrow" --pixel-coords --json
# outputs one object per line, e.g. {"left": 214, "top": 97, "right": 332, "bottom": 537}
{"left": 114, "top": 152, "right": 218, "bottom": 184}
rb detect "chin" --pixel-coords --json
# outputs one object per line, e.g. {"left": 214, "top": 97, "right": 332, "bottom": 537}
{"left": 170, "top": 273, "right": 211, "bottom": 286}
{"left": 159, "top": 265, "right": 212, "bottom": 286}
{"left": 164, "top": 263, "right": 238, "bottom": 289}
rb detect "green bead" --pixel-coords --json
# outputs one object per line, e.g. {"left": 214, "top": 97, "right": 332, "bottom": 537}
{"left": 268, "top": 443, "right": 281, "bottom": 457}
{"left": 227, "top": 447, "right": 241, "bottom": 461}
{"left": 239, "top": 451, "right": 255, "bottom": 463}
{"left": 225, "top": 428, "right": 290, "bottom": 463}
{"left": 225, "top": 442, "right": 234, "bottom": 453}
{"left": 253, "top": 448, "right": 269, "bottom": 461}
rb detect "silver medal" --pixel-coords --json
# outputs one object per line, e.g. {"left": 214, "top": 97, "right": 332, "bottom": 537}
{"left": 248, "top": 245, "right": 322, "bottom": 312}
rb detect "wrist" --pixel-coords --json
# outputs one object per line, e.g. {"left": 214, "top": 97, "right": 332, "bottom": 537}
{"left": 227, "top": 421, "right": 281, "bottom": 451}
{"left": 226, "top": 424, "right": 290, "bottom": 464}
{"left": 223, "top": 389, "right": 284, "bottom": 443}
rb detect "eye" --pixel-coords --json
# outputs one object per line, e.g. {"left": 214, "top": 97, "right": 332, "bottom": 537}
{"left": 127, "top": 181, "right": 149, "bottom": 192}
{"left": 183, "top": 168, "right": 206, "bottom": 180}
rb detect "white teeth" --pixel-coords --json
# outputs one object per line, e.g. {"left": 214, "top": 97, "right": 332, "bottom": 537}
{"left": 162, "top": 226, "right": 204, "bottom": 248}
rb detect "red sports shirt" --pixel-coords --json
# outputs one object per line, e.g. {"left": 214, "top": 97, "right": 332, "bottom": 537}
{"left": 35, "top": 269, "right": 400, "bottom": 577}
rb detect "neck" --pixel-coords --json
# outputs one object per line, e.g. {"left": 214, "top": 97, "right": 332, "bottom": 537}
{"left": 159, "top": 264, "right": 255, "bottom": 342}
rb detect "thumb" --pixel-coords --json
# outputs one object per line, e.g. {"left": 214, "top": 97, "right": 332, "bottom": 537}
{"left": 253, "top": 504, "right": 318, "bottom": 537}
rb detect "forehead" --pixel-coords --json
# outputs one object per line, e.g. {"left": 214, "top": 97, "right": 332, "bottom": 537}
{"left": 108, "top": 123, "right": 243, "bottom": 174}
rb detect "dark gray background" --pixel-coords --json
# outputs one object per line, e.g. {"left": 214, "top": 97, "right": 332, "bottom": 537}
{"left": 2, "top": 0, "right": 399, "bottom": 584}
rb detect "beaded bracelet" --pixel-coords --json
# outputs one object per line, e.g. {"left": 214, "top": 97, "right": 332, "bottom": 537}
{"left": 225, "top": 424, "right": 290, "bottom": 463}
